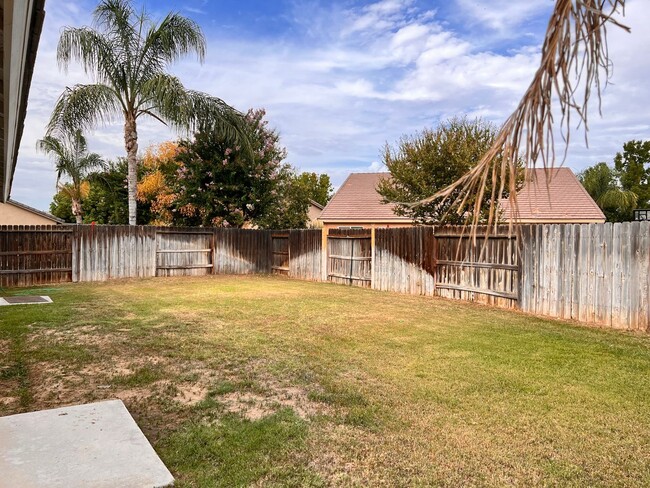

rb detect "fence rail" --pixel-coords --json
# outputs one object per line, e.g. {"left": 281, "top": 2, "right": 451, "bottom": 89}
{"left": 1, "top": 223, "right": 648, "bottom": 332}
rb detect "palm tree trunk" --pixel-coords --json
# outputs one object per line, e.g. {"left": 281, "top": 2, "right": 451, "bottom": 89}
{"left": 71, "top": 198, "right": 83, "bottom": 224}
{"left": 124, "top": 114, "right": 139, "bottom": 225}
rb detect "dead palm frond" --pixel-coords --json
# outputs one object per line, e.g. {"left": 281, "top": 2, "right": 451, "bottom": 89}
{"left": 421, "top": 0, "right": 629, "bottom": 236}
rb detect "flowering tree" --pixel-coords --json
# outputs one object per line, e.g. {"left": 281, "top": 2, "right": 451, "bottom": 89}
{"left": 144, "top": 109, "right": 289, "bottom": 227}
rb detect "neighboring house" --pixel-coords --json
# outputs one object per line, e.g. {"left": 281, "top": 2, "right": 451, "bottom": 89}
{"left": 318, "top": 173, "right": 412, "bottom": 230}
{"left": 0, "top": 199, "right": 63, "bottom": 225}
{"left": 501, "top": 168, "right": 605, "bottom": 224}
{"left": 1, "top": 1, "right": 46, "bottom": 203}
{"left": 307, "top": 200, "right": 323, "bottom": 228}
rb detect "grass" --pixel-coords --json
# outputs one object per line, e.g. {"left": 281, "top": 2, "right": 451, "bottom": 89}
{"left": 1, "top": 275, "right": 650, "bottom": 486}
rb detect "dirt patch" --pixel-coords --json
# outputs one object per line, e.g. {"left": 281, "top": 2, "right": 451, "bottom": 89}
{"left": 28, "top": 324, "right": 114, "bottom": 349}
{"left": 175, "top": 384, "right": 209, "bottom": 405}
{"left": 0, "top": 339, "right": 10, "bottom": 356}
{"left": 218, "top": 383, "right": 327, "bottom": 421}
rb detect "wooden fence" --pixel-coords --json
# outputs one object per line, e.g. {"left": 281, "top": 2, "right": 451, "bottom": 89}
{"left": 0, "top": 225, "right": 73, "bottom": 287}
{"left": 1, "top": 223, "right": 648, "bottom": 332}
{"left": 519, "top": 222, "right": 650, "bottom": 330}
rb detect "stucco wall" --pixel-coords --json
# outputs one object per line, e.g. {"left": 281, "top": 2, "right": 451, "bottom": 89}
{"left": 0, "top": 202, "right": 59, "bottom": 225}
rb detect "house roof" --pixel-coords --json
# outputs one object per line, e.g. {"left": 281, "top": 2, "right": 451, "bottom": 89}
{"left": 308, "top": 199, "right": 324, "bottom": 210}
{"left": 501, "top": 167, "right": 605, "bottom": 223}
{"left": 319, "top": 173, "right": 411, "bottom": 222}
{"left": 7, "top": 199, "right": 65, "bottom": 224}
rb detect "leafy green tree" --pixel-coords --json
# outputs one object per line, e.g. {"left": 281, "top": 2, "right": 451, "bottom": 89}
{"left": 48, "top": 159, "right": 153, "bottom": 224}
{"left": 377, "top": 117, "right": 518, "bottom": 224}
{"left": 256, "top": 171, "right": 333, "bottom": 229}
{"left": 294, "top": 172, "right": 332, "bottom": 207}
{"left": 48, "top": 0, "right": 247, "bottom": 225}
{"left": 155, "top": 109, "right": 287, "bottom": 227}
{"left": 50, "top": 189, "right": 76, "bottom": 223}
{"left": 614, "top": 140, "right": 650, "bottom": 211}
{"left": 579, "top": 162, "right": 638, "bottom": 222}
{"left": 38, "top": 130, "right": 104, "bottom": 224}
{"left": 83, "top": 159, "right": 153, "bottom": 224}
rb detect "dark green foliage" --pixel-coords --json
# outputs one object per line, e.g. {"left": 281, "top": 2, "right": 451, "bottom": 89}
{"left": 255, "top": 171, "right": 332, "bottom": 229}
{"left": 579, "top": 140, "right": 649, "bottom": 222}
{"left": 614, "top": 140, "right": 650, "bottom": 211}
{"left": 50, "top": 159, "right": 153, "bottom": 224}
{"left": 166, "top": 109, "right": 287, "bottom": 227}
{"left": 50, "top": 192, "right": 76, "bottom": 223}
{"left": 83, "top": 159, "right": 152, "bottom": 224}
{"left": 578, "top": 162, "right": 638, "bottom": 222}
{"left": 294, "top": 172, "right": 333, "bottom": 207}
{"left": 377, "top": 117, "right": 517, "bottom": 224}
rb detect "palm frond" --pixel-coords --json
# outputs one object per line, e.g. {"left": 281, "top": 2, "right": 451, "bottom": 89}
{"left": 421, "top": 0, "right": 629, "bottom": 234}
{"left": 138, "top": 74, "right": 250, "bottom": 150}
{"left": 141, "top": 13, "right": 206, "bottom": 67}
{"left": 57, "top": 27, "right": 124, "bottom": 90}
{"left": 47, "top": 84, "right": 123, "bottom": 135}
{"left": 599, "top": 188, "right": 638, "bottom": 210}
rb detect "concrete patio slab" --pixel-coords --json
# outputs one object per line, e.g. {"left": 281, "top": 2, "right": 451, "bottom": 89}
{"left": 0, "top": 296, "right": 52, "bottom": 306}
{"left": 0, "top": 400, "right": 174, "bottom": 488}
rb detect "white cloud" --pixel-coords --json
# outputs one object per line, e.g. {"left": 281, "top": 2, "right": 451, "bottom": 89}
{"left": 10, "top": 0, "right": 650, "bottom": 213}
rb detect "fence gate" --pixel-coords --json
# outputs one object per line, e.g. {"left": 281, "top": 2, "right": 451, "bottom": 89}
{"left": 327, "top": 229, "right": 372, "bottom": 287}
{"left": 271, "top": 233, "right": 290, "bottom": 275}
{"left": 434, "top": 227, "right": 519, "bottom": 308}
{"left": 155, "top": 230, "right": 214, "bottom": 277}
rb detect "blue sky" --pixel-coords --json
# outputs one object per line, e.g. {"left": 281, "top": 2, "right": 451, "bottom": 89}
{"left": 12, "top": 0, "right": 650, "bottom": 211}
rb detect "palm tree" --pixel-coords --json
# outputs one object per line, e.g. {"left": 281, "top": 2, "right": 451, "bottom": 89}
{"left": 47, "top": 0, "right": 247, "bottom": 225}
{"left": 579, "top": 162, "right": 638, "bottom": 221}
{"left": 38, "top": 131, "right": 104, "bottom": 224}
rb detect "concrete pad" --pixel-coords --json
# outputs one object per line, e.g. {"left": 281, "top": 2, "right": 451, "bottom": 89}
{"left": 0, "top": 400, "right": 174, "bottom": 488}
{"left": 0, "top": 296, "right": 52, "bottom": 306}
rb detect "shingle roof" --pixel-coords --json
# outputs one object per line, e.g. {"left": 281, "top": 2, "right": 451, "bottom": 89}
{"left": 319, "top": 173, "right": 411, "bottom": 222}
{"left": 501, "top": 168, "right": 605, "bottom": 222}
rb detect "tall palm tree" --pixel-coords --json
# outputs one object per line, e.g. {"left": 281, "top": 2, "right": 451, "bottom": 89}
{"left": 38, "top": 131, "right": 104, "bottom": 224}
{"left": 47, "top": 0, "right": 247, "bottom": 225}
{"left": 579, "top": 162, "right": 638, "bottom": 220}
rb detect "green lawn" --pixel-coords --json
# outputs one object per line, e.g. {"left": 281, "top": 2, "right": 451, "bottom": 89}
{"left": 1, "top": 275, "right": 650, "bottom": 486}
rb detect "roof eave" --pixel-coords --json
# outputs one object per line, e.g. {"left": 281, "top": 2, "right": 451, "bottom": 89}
{"left": 1, "top": 0, "right": 46, "bottom": 202}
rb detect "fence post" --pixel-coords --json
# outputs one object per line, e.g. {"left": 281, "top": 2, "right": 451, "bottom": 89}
{"left": 371, "top": 227, "right": 376, "bottom": 290}
{"left": 321, "top": 227, "right": 328, "bottom": 282}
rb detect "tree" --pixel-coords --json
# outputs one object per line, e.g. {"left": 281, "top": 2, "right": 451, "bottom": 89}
{"left": 377, "top": 117, "right": 517, "bottom": 224}
{"left": 148, "top": 109, "right": 288, "bottom": 227}
{"left": 50, "top": 187, "right": 77, "bottom": 223}
{"left": 579, "top": 162, "right": 637, "bottom": 222}
{"left": 614, "top": 140, "right": 650, "bottom": 210}
{"left": 84, "top": 159, "right": 153, "bottom": 224}
{"left": 294, "top": 172, "right": 332, "bottom": 207}
{"left": 37, "top": 130, "right": 104, "bottom": 224}
{"left": 48, "top": 0, "right": 247, "bottom": 225}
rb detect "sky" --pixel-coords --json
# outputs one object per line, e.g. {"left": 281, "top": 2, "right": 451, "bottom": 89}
{"left": 11, "top": 0, "right": 650, "bottom": 211}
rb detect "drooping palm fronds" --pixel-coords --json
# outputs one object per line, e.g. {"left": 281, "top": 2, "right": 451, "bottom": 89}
{"left": 48, "top": 0, "right": 249, "bottom": 225}
{"left": 421, "top": 0, "right": 629, "bottom": 235}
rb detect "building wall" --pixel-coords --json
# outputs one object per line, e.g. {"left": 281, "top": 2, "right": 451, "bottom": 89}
{"left": 0, "top": 202, "right": 60, "bottom": 225}
{"left": 308, "top": 204, "right": 323, "bottom": 228}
